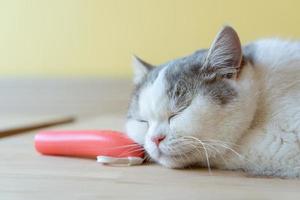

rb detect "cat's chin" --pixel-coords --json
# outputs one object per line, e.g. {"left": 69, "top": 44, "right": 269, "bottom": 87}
{"left": 149, "top": 152, "right": 194, "bottom": 169}
{"left": 157, "top": 158, "right": 188, "bottom": 169}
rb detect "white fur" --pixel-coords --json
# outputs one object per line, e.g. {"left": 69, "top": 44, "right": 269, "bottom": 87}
{"left": 126, "top": 38, "right": 300, "bottom": 178}
{"left": 224, "top": 39, "right": 300, "bottom": 177}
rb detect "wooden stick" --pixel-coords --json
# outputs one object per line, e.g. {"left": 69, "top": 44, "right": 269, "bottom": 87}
{"left": 0, "top": 116, "right": 75, "bottom": 138}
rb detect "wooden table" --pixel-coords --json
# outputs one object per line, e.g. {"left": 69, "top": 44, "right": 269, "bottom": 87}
{"left": 1, "top": 114, "right": 300, "bottom": 200}
{"left": 1, "top": 79, "right": 300, "bottom": 199}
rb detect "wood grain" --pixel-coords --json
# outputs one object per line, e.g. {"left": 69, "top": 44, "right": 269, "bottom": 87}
{"left": 1, "top": 114, "right": 300, "bottom": 200}
{"left": 1, "top": 79, "right": 300, "bottom": 200}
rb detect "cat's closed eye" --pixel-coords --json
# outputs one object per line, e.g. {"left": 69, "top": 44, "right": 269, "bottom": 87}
{"left": 222, "top": 73, "right": 234, "bottom": 79}
{"left": 223, "top": 73, "right": 233, "bottom": 79}
{"left": 137, "top": 119, "right": 148, "bottom": 124}
{"left": 168, "top": 106, "right": 188, "bottom": 124}
{"left": 168, "top": 114, "right": 177, "bottom": 124}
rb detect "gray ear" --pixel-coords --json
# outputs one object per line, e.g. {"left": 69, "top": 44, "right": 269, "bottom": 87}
{"left": 132, "top": 55, "right": 154, "bottom": 84}
{"left": 204, "top": 26, "right": 242, "bottom": 79}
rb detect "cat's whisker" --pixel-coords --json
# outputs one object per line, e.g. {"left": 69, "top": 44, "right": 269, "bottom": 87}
{"left": 208, "top": 141, "right": 243, "bottom": 159}
{"left": 143, "top": 154, "right": 151, "bottom": 162}
{"left": 170, "top": 137, "right": 213, "bottom": 167}
{"left": 173, "top": 145, "right": 191, "bottom": 163}
{"left": 183, "top": 136, "right": 212, "bottom": 175}
{"left": 206, "top": 140, "right": 263, "bottom": 171}
{"left": 122, "top": 147, "right": 144, "bottom": 154}
{"left": 171, "top": 146, "right": 190, "bottom": 166}
{"left": 167, "top": 139, "right": 206, "bottom": 151}
{"left": 105, "top": 143, "right": 144, "bottom": 150}
{"left": 203, "top": 139, "right": 241, "bottom": 148}
{"left": 118, "top": 146, "right": 145, "bottom": 157}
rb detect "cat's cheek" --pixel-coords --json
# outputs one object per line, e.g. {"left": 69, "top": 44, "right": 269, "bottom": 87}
{"left": 169, "top": 119, "right": 180, "bottom": 132}
{"left": 125, "top": 119, "right": 148, "bottom": 145}
{"left": 169, "top": 114, "right": 192, "bottom": 135}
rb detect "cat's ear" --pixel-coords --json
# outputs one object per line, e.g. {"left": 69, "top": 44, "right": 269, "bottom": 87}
{"left": 132, "top": 55, "right": 154, "bottom": 84}
{"left": 204, "top": 26, "right": 242, "bottom": 79}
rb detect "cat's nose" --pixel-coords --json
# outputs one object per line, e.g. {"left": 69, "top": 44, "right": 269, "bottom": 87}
{"left": 151, "top": 135, "right": 166, "bottom": 146}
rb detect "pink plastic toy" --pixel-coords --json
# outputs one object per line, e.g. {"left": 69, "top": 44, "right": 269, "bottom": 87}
{"left": 35, "top": 130, "right": 144, "bottom": 165}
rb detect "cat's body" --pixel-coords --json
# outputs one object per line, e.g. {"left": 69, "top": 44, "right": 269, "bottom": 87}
{"left": 224, "top": 39, "right": 300, "bottom": 177}
{"left": 126, "top": 26, "right": 300, "bottom": 178}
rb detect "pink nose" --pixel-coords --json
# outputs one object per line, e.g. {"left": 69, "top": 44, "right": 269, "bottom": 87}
{"left": 151, "top": 135, "right": 166, "bottom": 146}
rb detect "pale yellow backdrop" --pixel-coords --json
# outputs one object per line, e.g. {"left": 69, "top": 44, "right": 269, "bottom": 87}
{"left": 0, "top": 0, "right": 299, "bottom": 77}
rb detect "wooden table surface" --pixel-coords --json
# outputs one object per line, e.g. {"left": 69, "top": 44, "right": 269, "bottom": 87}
{"left": 1, "top": 114, "right": 300, "bottom": 200}
{"left": 1, "top": 79, "right": 300, "bottom": 200}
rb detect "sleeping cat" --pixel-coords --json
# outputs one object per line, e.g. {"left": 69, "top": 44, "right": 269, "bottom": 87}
{"left": 125, "top": 26, "right": 300, "bottom": 178}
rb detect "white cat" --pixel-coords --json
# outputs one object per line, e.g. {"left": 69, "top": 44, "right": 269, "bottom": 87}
{"left": 125, "top": 26, "right": 300, "bottom": 178}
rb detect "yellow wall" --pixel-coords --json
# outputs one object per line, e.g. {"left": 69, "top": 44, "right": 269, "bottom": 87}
{"left": 0, "top": 0, "right": 300, "bottom": 77}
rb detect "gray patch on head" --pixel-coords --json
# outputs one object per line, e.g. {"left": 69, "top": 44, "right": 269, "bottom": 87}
{"left": 164, "top": 50, "right": 207, "bottom": 110}
{"left": 202, "top": 80, "right": 237, "bottom": 104}
{"left": 163, "top": 49, "right": 238, "bottom": 108}
{"left": 127, "top": 47, "right": 243, "bottom": 119}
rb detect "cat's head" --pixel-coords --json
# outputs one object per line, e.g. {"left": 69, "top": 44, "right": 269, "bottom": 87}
{"left": 125, "top": 26, "right": 258, "bottom": 168}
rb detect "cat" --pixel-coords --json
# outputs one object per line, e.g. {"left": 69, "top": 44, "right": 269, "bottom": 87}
{"left": 125, "top": 26, "right": 300, "bottom": 178}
